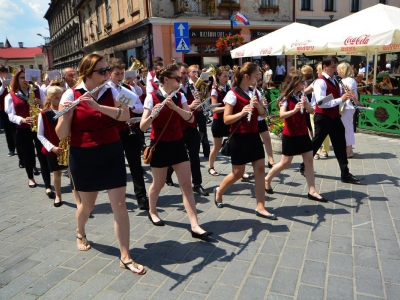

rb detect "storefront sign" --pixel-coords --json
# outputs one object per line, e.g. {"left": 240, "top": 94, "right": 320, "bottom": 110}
{"left": 190, "top": 29, "right": 240, "bottom": 39}
{"left": 251, "top": 30, "right": 274, "bottom": 38}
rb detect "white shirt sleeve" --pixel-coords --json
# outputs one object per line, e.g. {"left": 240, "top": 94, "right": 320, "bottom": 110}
{"left": 39, "top": 87, "right": 46, "bottom": 104}
{"left": 313, "top": 78, "right": 343, "bottom": 108}
{"left": 4, "top": 94, "right": 23, "bottom": 125}
{"left": 342, "top": 77, "right": 358, "bottom": 109}
{"left": 0, "top": 86, "right": 5, "bottom": 96}
{"left": 211, "top": 88, "right": 218, "bottom": 97}
{"left": 280, "top": 99, "right": 288, "bottom": 107}
{"left": 223, "top": 90, "right": 237, "bottom": 106}
{"left": 143, "top": 93, "right": 154, "bottom": 111}
{"left": 131, "top": 96, "right": 143, "bottom": 114}
{"left": 37, "top": 113, "right": 56, "bottom": 152}
{"left": 179, "top": 92, "right": 188, "bottom": 104}
{"left": 60, "top": 88, "right": 75, "bottom": 105}
{"left": 133, "top": 85, "right": 143, "bottom": 97}
{"left": 146, "top": 81, "right": 155, "bottom": 94}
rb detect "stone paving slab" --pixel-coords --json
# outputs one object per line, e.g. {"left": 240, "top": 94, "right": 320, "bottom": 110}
{"left": 0, "top": 128, "right": 400, "bottom": 299}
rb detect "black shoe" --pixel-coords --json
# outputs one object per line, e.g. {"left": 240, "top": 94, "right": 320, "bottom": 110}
{"left": 89, "top": 214, "right": 95, "bottom": 218}
{"left": 206, "top": 118, "right": 212, "bottom": 124}
{"left": 191, "top": 230, "right": 213, "bottom": 240}
{"left": 148, "top": 213, "right": 165, "bottom": 226}
{"left": 265, "top": 188, "right": 274, "bottom": 194}
{"left": 28, "top": 182, "right": 37, "bottom": 188}
{"left": 299, "top": 163, "right": 305, "bottom": 177}
{"left": 54, "top": 200, "right": 62, "bottom": 207}
{"left": 19, "top": 161, "right": 24, "bottom": 168}
{"left": 33, "top": 167, "right": 40, "bottom": 176}
{"left": 213, "top": 187, "right": 223, "bottom": 208}
{"left": 267, "top": 162, "right": 275, "bottom": 169}
{"left": 341, "top": 173, "right": 361, "bottom": 184}
{"left": 255, "top": 210, "right": 277, "bottom": 220}
{"left": 165, "top": 178, "right": 174, "bottom": 187}
{"left": 46, "top": 190, "right": 56, "bottom": 199}
{"left": 307, "top": 193, "right": 329, "bottom": 202}
{"left": 193, "top": 185, "right": 209, "bottom": 196}
{"left": 137, "top": 196, "right": 150, "bottom": 211}
{"left": 8, "top": 151, "right": 15, "bottom": 157}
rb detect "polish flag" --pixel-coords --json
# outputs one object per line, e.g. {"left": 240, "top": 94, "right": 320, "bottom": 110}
{"left": 235, "top": 13, "right": 250, "bottom": 25}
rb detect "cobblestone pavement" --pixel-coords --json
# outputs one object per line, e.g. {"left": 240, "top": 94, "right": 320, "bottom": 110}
{"left": 0, "top": 127, "right": 400, "bottom": 300}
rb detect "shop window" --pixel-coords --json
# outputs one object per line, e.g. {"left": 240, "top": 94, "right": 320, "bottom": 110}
{"left": 378, "top": 0, "right": 386, "bottom": 4}
{"left": 301, "top": 0, "right": 312, "bottom": 10}
{"left": 325, "top": 0, "right": 335, "bottom": 11}
{"left": 350, "top": 0, "right": 359, "bottom": 12}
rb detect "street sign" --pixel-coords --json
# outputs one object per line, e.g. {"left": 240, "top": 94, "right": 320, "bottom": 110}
{"left": 174, "top": 22, "right": 190, "bottom": 53}
{"left": 175, "top": 38, "right": 190, "bottom": 52}
{"left": 174, "top": 22, "right": 189, "bottom": 38}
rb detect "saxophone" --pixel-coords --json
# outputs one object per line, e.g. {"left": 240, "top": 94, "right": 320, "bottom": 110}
{"left": 28, "top": 84, "right": 41, "bottom": 132}
{"left": 57, "top": 136, "right": 70, "bottom": 166}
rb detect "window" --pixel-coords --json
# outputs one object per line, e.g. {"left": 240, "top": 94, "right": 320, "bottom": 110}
{"left": 351, "top": 0, "right": 359, "bottom": 12}
{"left": 378, "top": 0, "right": 386, "bottom": 3}
{"left": 96, "top": 6, "right": 101, "bottom": 33}
{"left": 325, "top": 0, "right": 334, "bottom": 11}
{"left": 38, "top": 64, "right": 43, "bottom": 70}
{"left": 301, "top": 0, "right": 312, "bottom": 10}
{"left": 105, "top": 0, "right": 111, "bottom": 24}
{"left": 260, "top": 0, "right": 278, "bottom": 5}
{"left": 29, "top": 65, "right": 34, "bottom": 69}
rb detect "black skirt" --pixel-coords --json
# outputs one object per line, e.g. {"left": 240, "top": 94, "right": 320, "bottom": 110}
{"left": 230, "top": 132, "right": 265, "bottom": 165}
{"left": 258, "top": 119, "right": 268, "bottom": 133}
{"left": 46, "top": 155, "right": 67, "bottom": 172}
{"left": 282, "top": 134, "right": 312, "bottom": 156}
{"left": 211, "top": 118, "right": 230, "bottom": 138}
{"left": 150, "top": 138, "right": 189, "bottom": 168}
{"left": 69, "top": 140, "right": 126, "bottom": 192}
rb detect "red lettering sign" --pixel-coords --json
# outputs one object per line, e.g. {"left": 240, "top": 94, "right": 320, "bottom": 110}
{"left": 344, "top": 35, "right": 370, "bottom": 45}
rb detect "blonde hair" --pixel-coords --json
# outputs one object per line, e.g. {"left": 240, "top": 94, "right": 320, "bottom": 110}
{"left": 44, "top": 86, "right": 64, "bottom": 109}
{"left": 301, "top": 65, "right": 313, "bottom": 79}
{"left": 316, "top": 63, "right": 322, "bottom": 76}
{"left": 337, "top": 62, "right": 354, "bottom": 78}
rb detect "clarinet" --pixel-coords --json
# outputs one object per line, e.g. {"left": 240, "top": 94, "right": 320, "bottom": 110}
{"left": 334, "top": 72, "right": 361, "bottom": 114}
{"left": 149, "top": 84, "right": 182, "bottom": 119}
{"left": 247, "top": 83, "right": 256, "bottom": 122}
{"left": 300, "top": 86, "right": 305, "bottom": 114}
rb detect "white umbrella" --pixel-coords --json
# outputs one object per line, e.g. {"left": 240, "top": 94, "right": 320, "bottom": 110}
{"left": 230, "top": 23, "right": 325, "bottom": 59}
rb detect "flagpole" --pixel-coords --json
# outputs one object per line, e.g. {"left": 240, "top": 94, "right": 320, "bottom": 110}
{"left": 230, "top": 0, "right": 233, "bottom": 35}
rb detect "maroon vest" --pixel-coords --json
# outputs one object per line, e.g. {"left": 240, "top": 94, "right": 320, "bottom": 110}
{"left": 282, "top": 95, "right": 309, "bottom": 137}
{"left": 10, "top": 92, "right": 31, "bottom": 129}
{"left": 180, "top": 85, "right": 197, "bottom": 131}
{"left": 70, "top": 88, "right": 120, "bottom": 148}
{"left": 40, "top": 109, "right": 59, "bottom": 156}
{"left": 230, "top": 87, "right": 259, "bottom": 134}
{"left": 314, "top": 75, "right": 341, "bottom": 119}
{"left": 212, "top": 85, "right": 228, "bottom": 119}
{"left": 150, "top": 91, "right": 183, "bottom": 142}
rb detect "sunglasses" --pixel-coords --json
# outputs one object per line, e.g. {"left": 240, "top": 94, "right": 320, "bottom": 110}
{"left": 93, "top": 67, "right": 111, "bottom": 75}
{"left": 168, "top": 76, "right": 182, "bottom": 82}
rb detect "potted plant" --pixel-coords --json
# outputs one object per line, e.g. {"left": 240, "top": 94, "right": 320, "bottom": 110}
{"left": 269, "top": 116, "right": 284, "bottom": 153}
{"left": 215, "top": 34, "right": 245, "bottom": 53}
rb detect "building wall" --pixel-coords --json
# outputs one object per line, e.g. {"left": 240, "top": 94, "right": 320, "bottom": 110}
{"left": 0, "top": 56, "right": 46, "bottom": 70}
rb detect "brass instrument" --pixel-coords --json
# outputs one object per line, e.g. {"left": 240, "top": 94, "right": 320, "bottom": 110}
{"left": 194, "top": 64, "right": 216, "bottom": 99}
{"left": 29, "top": 84, "right": 41, "bottom": 132}
{"left": 57, "top": 136, "right": 70, "bottom": 166}
{"left": 129, "top": 57, "right": 144, "bottom": 71}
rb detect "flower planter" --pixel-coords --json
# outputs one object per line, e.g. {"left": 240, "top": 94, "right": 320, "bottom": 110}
{"left": 270, "top": 133, "right": 282, "bottom": 154}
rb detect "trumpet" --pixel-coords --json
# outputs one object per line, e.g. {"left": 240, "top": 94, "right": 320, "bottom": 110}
{"left": 53, "top": 79, "right": 111, "bottom": 120}
{"left": 129, "top": 57, "right": 144, "bottom": 71}
{"left": 149, "top": 85, "right": 182, "bottom": 119}
{"left": 247, "top": 83, "right": 256, "bottom": 122}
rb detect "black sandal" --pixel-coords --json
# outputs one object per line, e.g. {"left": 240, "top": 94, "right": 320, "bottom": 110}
{"left": 241, "top": 173, "right": 254, "bottom": 182}
{"left": 208, "top": 168, "right": 220, "bottom": 176}
{"left": 120, "top": 258, "right": 146, "bottom": 275}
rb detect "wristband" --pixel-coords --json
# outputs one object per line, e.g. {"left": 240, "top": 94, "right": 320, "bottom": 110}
{"left": 185, "top": 112, "right": 193, "bottom": 122}
{"left": 115, "top": 108, "right": 123, "bottom": 120}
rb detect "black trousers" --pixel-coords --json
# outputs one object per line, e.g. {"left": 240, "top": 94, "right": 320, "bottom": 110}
{"left": 195, "top": 112, "right": 210, "bottom": 157}
{"left": 167, "top": 126, "right": 202, "bottom": 186}
{"left": 16, "top": 128, "right": 51, "bottom": 188}
{"left": 119, "top": 129, "right": 147, "bottom": 199}
{"left": 0, "top": 110, "right": 16, "bottom": 152}
{"left": 312, "top": 114, "right": 349, "bottom": 178}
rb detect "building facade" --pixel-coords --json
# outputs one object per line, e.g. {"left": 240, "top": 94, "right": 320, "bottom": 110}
{"left": 44, "top": 0, "right": 84, "bottom": 71}
{"left": 0, "top": 41, "right": 46, "bottom": 71}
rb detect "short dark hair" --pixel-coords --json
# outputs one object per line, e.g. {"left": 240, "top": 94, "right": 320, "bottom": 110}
{"left": 0, "top": 65, "right": 8, "bottom": 73}
{"left": 322, "top": 55, "right": 339, "bottom": 68}
{"left": 109, "top": 58, "right": 126, "bottom": 71}
{"left": 177, "top": 62, "right": 188, "bottom": 69}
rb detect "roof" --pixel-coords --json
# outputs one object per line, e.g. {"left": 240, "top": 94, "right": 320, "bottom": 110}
{"left": 0, "top": 47, "right": 44, "bottom": 59}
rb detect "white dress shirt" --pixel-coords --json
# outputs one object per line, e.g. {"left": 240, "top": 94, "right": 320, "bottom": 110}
{"left": 108, "top": 81, "right": 143, "bottom": 114}
{"left": 313, "top": 72, "right": 343, "bottom": 109}
{"left": 143, "top": 87, "right": 187, "bottom": 111}
{"left": 60, "top": 81, "right": 119, "bottom": 105}
{"left": 146, "top": 71, "right": 159, "bottom": 94}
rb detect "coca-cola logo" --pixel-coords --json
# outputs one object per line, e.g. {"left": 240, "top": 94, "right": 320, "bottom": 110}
{"left": 291, "top": 40, "right": 312, "bottom": 47}
{"left": 344, "top": 35, "right": 370, "bottom": 45}
{"left": 259, "top": 47, "right": 273, "bottom": 55}
{"left": 234, "top": 50, "right": 245, "bottom": 57}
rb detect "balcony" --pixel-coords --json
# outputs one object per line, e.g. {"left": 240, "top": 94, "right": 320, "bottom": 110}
{"left": 175, "top": 0, "right": 217, "bottom": 17}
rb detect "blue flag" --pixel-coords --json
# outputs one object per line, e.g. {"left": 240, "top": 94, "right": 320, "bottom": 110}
{"left": 230, "top": 15, "right": 238, "bottom": 26}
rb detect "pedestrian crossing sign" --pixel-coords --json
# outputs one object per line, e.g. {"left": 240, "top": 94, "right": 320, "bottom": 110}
{"left": 175, "top": 37, "right": 190, "bottom": 53}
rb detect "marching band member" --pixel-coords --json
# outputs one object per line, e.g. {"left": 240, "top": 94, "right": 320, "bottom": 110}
{"left": 264, "top": 71, "right": 328, "bottom": 202}
{"left": 4, "top": 68, "right": 54, "bottom": 198}
{"left": 37, "top": 86, "right": 66, "bottom": 207}
{"left": 214, "top": 62, "right": 277, "bottom": 220}
{"left": 108, "top": 58, "right": 149, "bottom": 211}
{"left": 165, "top": 62, "right": 209, "bottom": 196}
{"left": 300, "top": 55, "right": 361, "bottom": 184}
{"left": 208, "top": 66, "right": 231, "bottom": 176}
{"left": 62, "top": 67, "right": 78, "bottom": 90}
{"left": 140, "top": 63, "right": 212, "bottom": 240}
{"left": 188, "top": 64, "right": 210, "bottom": 158}
{"left": 146, "top": 57, "right": 163, "bottom": 94}
{"left": 56, "top": 54, "right": 146, "bottom": 275}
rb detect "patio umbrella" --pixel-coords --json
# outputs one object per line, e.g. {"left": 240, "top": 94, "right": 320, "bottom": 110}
{"left": 230, "top": 23, "right": 325, "bottom": 59}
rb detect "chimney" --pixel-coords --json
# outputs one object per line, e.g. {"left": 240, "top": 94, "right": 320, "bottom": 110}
{"left": 0, "top": 42, "right": 4, "bottom": 48}
{"left": 18, "top": 42, "right": 23, "bottom": 48}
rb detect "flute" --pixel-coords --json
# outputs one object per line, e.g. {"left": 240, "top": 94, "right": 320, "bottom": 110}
{"left": 149, "top": 84, "right": 182, "bottom": 119}
{"left": 53, "top": 79, "right": 111, "bottom": 120}
{"left": 300, "top": 85, "right": 305, "bottom": 114}
{"left": 247, "top": 83, "right": 256, "bottom": 122}
{"left": 334, "top": 72, "right": 362, "bottom": 114}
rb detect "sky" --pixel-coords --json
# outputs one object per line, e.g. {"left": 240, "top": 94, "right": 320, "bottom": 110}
{"left": 0, "top": 0, "right": 50, "bottom": 48}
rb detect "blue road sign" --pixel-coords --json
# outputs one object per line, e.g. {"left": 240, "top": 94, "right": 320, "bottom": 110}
{"left": 174, "top": 22, "right": 189, "bottom": 38}
{"left": 175, "top": 37, "right": 190, "bottom": 53}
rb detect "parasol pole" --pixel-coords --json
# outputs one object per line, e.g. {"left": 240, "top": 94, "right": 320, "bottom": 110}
{"left": 365, "top": 53, "right": 369, "bottom": 79}
{"left": 373, "top": 47, "right": 378, "bottom": 86}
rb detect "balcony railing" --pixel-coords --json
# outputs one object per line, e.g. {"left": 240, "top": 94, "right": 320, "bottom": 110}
{"left": 177, "top": 0, "right": 216, "bottom": 16}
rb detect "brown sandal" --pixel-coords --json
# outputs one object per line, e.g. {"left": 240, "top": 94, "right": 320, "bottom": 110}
{"left": 76, "top": 235, "right": 91, "bottom": 251}
{"left": 120, "top": 258, "right": 146, "bottom": 275}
